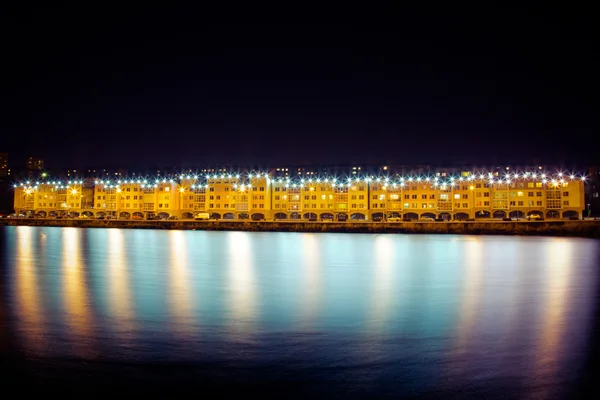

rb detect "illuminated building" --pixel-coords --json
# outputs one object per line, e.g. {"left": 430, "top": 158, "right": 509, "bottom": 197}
{"left": 12, "top": 168, "right": 587, "bottom": 220}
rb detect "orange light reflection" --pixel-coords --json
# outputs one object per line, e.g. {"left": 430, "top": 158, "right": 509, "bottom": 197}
{"left": 528, "top": 239, "right": 572, "bottom": 399}
{"left": 15, "top": 226, "right": 46, "bottom": 353}
{"left": 298, "top": 234, "right": 321, "bottom": 328}
{"left": 62, "top": 228, "right": 95, "bottom": 358}
{"left": 108, "top": 229, "right": 134, "bottom": 334}
{"left": 227, "top": 232, "right": 256, "bottom": 337}
{"left": 169, "top": 230, "right": 195, "bottom": 333}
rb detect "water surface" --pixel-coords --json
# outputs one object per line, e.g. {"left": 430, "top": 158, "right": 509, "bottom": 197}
{"left": 1, "top": 226, "right": 598, "bottom": 398}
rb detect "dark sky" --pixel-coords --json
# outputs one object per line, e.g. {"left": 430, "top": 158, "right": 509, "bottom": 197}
{"left": 2, "top": 4, "right": 597, "bottom": 170}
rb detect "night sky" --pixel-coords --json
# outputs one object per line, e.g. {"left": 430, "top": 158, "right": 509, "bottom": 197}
{"left": 2, "top": 5, "right": 597, "bottom": 170}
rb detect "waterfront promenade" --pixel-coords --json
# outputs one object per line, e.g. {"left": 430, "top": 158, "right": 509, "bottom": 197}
{"left": 2, "top": 218, "right": 600, "bottom": 238}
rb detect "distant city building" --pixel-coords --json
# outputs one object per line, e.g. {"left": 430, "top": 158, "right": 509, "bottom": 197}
{"left": 0, "top": 152, "right": 8, "bottom": 177}
{"left": 27, "top": 156, "right": 44, "bottom": 171}
{"left": 12, "top": 165, "right": 587, "bottom": 221}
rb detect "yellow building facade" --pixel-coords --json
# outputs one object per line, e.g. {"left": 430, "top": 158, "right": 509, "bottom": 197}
{"left": 12, "top": 170, "right": 586, "bottom": 220}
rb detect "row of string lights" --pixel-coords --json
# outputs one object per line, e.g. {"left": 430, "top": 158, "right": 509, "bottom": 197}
{"left": 13, "top": 170, "right": 588, "bottom": 191}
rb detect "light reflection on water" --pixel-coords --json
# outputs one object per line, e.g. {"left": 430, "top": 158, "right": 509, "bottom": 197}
{"left": 1, "top": 226, "right": 599, "bottom": 398}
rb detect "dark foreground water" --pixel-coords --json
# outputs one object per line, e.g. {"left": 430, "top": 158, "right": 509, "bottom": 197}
{"left": 1, "top": 226, "right": 599, "bottom": 398}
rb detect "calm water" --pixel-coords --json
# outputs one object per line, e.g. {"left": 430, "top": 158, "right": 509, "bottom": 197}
{"left": 1, "top": 226, "right": 599, "bottom": 398}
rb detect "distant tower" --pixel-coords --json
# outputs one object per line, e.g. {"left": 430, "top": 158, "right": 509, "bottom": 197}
{"left": 0, "top": 152, "right": 8, "bottom": 177}
{"left": 27, "top": 156, "right": 44, "bottom": 171}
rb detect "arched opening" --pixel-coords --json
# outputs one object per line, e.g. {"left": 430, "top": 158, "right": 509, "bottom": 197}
{"left": 37, "top": 210, "right": 47, "bottom": 217}
{"left": 157, "top": 212, "right": 170, "bottom": 220}
{"left": 96, "top": 211, "right": 106, "bottom": 218}
{"left": 146, "top": 212, "right": 156, "bottom": 220}
{"left": 49, "top": 211, "right": 58, "bottom": 217}
{"left": 303, "top": 212, "right": 318, "bottom": 220}
{"left": 350, "top": 212, "right": 366, "bottom": 221}
{"left": 404, "top": 212, "right": 418, "bottom": 221}
{"left": 475, "top": 210, "right": 490, "bottom": 219}
{"left": 546, "top": 210, "right": 560, "bottom": 219}
{"left": 69, "top": 211, "right": 80, "bottom": 218}
{"left": 81, "top": 211, "right": 94, "bottom": 218}
{"left": 336, "top": 213, "right": 348, "bottom": 222}
{"left": 119, "top": 211, "right": 131, "bottom": 219}
{"left": 251, "top": 213, "right": 265, "bottom": 221}
{"left": 274, "top": 212, "right": 287, "bottom": 220}
{"left": 453, "top": 212, "right": 469, "bottom": 221}
{"left": 421, "top": 212, "right": 436, "bottom": 220}
{"left": 438, "top": 212, "right": 451, "bottom": 221}
{"left": 223, "top": 213, "right": 236, "bottom": 219}
{"left": 181, "top": 212, "right": 194, "bottom": 219}
{"left": 388, "top": 212, "right": 401, "bottom": 218}
{"left": 238, "top": 213, "right": 249, "bottom": 220}
{"left": 509, "top": 210, "right": 524, "bottom": 219}
{"left": 371, "top": 212, "right": 384, "bottom": 221}
{"left": 132, "top": 211, "right": 143, "bottom": 220}
{"left": 562, "top": 210, "right": 579, "bottom": 219}
{"left": 493, "top": 210, "right": 507, "bottom": 219}
{"left": 289, "top": 212, "right": 301, "bottom": 220}
{"left": 319, "top": 213, "right": 334, "bottom": 221}
{"left": 210, "top": 213, "right": 221, "bottom": 220}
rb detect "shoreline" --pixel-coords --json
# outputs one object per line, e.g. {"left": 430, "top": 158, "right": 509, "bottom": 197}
{"left": 2, "top": 219, "right": 600, "bottom": 238}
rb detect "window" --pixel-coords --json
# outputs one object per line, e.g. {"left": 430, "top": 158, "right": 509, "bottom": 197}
{"left": 537, "top": 201, "right": 543, "bottom": 206}
{"left": 563, "top": 191, "right": 569, "bottom": 197}
{"left": 484, "top": 201, "right": 490, "bottom": 206}
{"left": 422, "top": 203, "right": 427, "bottom": 208}
{"left": 429, "top": 194, "right": 435, "bottom": 199}
{"left": 462, "top": 203, "right": 468, "bottom": 208}
{"left": 483, "top": 192, "right": 490, "bottom": 197}
{"left": 422, "top": 194, "right": 427, "bottom": 199}
{"left": 275, "top": 195, "right": 280, "bottom": 200}
{"left": 510, "top": 201, "right": 516, "bottom": 206}
{"left": 476, "top": 183, "right": 482, "bottom": 189}
{"left": 454, "top": 194, "right": 460, "bottom": 200}
{"left": 275, "top": 187, "right": 280, "bottom": 192}
{"left": 260, "top": 187, "right": 265, "bottom": 191}
{"left": 528, "top": 192, "right": 534, "bottom": 197}
{"left": 563, "top": 200, "right": 570, "bottom": 206}
{"left": 536, "top": 192, "right": 542, "bottom": 197}
{"left": 517, "top": 192, "right": 523, "bottom": 197}
{"left": 518, "top": 201, "right": 523, "bottom": 206}
{"left": 462, "top": 194, "right": 468, "bottom": 199}
{"left": 404, "top": 194, "right": 409, "bottom": 199}
{"left": 411, "top": 194, "right": 417, "bottom": 199}
{"left": 359, "top": 195, "right": 364, "bottom": 200}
